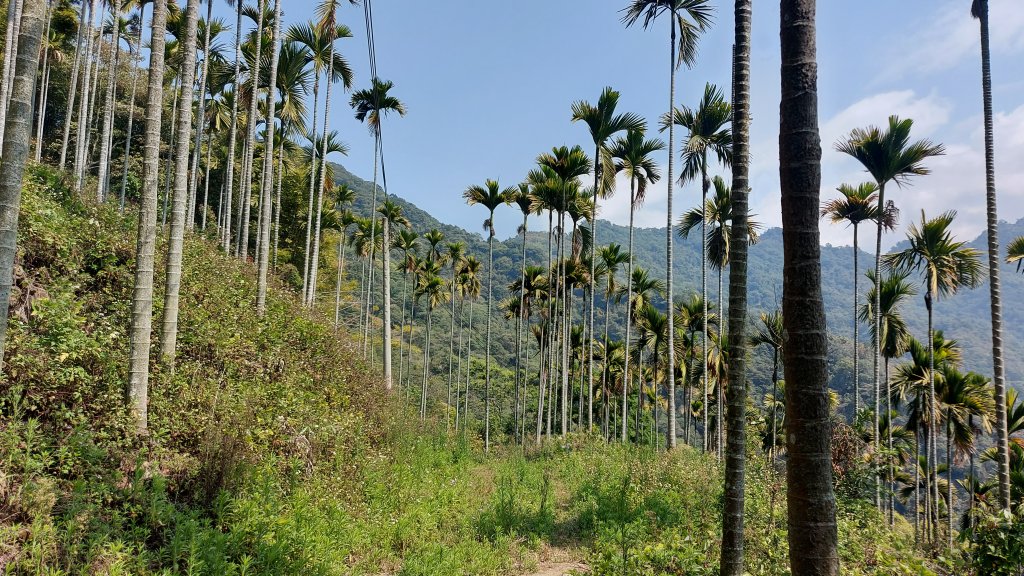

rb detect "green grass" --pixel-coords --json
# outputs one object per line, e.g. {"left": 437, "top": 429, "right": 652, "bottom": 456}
{"left": 0, "top": 164, "right": 938, "bottom": 575}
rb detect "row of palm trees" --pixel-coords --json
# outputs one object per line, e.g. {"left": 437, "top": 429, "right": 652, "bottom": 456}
{"left": 0, "top": 0, "right": 1017, "bottom": 573}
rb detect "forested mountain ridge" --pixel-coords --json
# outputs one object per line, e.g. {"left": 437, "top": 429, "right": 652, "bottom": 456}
{"left": 335, "top": 161, "right": 1024, "bottom": 393}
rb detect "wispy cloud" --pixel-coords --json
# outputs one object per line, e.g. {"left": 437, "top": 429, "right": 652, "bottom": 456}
{"left": 880, "top": 0, "right": 1024, "bottom": 81}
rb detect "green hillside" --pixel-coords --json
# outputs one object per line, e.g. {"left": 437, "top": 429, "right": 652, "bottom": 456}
{"left": 332, "top": 162, "right": 1024, "bottom": 404}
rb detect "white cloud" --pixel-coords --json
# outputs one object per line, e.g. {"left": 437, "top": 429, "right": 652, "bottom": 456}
{"left": 881, "top": 0, "right": 1024, "bottom": 81}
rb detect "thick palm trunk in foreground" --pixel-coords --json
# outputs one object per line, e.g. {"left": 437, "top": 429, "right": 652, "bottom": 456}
{"left": 0, "top": 0, "right": 44, "bottom": 366}
{"left": 779, "top": 1, "right": 838, "bottom": 574}
{"left": 126, "top": 0, "right": 167, "bottom": 431}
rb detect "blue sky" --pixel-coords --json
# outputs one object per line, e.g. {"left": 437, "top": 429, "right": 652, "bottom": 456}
{"left": 205, "top": 0, "right": 1024, "bottom": 248}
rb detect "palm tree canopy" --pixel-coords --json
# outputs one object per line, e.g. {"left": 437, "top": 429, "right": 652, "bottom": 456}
{"left": 677, "top": 175, "right": 762, "bottom": 269}
{"left": 820, "top": 182, "right": 897, "bottom": 230}
{"left": 350, "top": 77, "right": 407, "bottom": 136}
{"left": 884, "top": 210, "right": 984, "bottom": 300}
{"left": 860, "top": 269, "right": 916, "bottom": 359}
{"left": 571, "top": 86, "right": 645, "bottom": 196}
{"left": 662, "top": 82, "right": 732, "bottom": 185}
{"left": 620, "top": 0, "right": 714, "bottom": 69}
{"left": 464, "top": 179, "right": 516, "bottom": 237}
{"left": 1006, "top": 236, "right": 1024, "bottom": 272}
{"left": 834, "top": 115, "right": 945, "bottom": 188}
{"left": 609, "top": 128, "right": 665, "bottom": 206}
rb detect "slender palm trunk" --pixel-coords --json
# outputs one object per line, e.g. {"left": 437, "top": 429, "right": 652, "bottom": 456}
{"left": 700, "top": 158, "right": 712, "bottom": 455}
{"left": 914, "top": 429, "right": 921, "bottom": 546}
{"left": 535, "top": 326, "right": 546, "bottom": 446}
{"left": 301, "top": 72, "right": 320, "bottom": 301}
{"left": 589, "top": 149, "right": 600, "bottom": 432}
{"left": 61, "top": 0, "right": 89, "bottom": 168}
{"left": 665, "top": 12, "right": 678, "bottom": 452}
{"left": 163, "top": 79, "right": 178, "bottom": 228}
{"left": 602, "top": 279, "right": 612, "bottom": 440}
{"left": 159, "top": 0, "right": 200, "bottom": 365}
{"left": 421, "top": 305, "right": 432, "bottom": 418}
{"left": 780, "top": 1, "right": 838, "bottom": 572}
{"left": 362, "top": 139, "right": 381, "bottom": 349}
{"left": 119, "top": 8, "right": 145, "bottom": 211}
{"left": 187, "top": 0, "right": 214, "bottom": 230}
{"left": 269, "top": 128, "right": 284, "bottom": 250}
{"left": 516, "top": 216, "right": 528, "bottom": 440}
{"left": 202, "top": 130, "right": 215, "bottom": 231}
{"left": 256, "top": 0, "right": 281, "bottom": 316}
{"left": 222, "top": 0, "right": 243, "bottom": 252}
{"left": 73, "top": 0, "right": 98, "bottom": 190}
{"left": 976, "top": 0, "right": 1011, "bottom": 510}
{"left": 382, "top": 217, "right": 394, "bottom": 389}
{"left": 622, "top": 178, "right": 636, "bottom": 442}
{"left": 946, "top": 410, "right": 953, "bottom": 552}
{"left": 872, "top": 180, "right": 886, "bottom": 510}
{"left": 238, "top": 0, "right": 265, "bottom": 262}
{"left": 335, "top": 231, "right": 348, "bottom": 328}
{"left": 126, "top": 0, "right": 166, "bottom": 431}
{"left": 0, "top": 0, "right": 44, "bottom": 365}
{"left": 96, "top": 7, "right": 120, "bottom": 201}
{"left": 0, "top": 0, "right": 24, "bottom": 146}
{"left": 485, "top": 227, "right": 495, "bottom": 452}
{"left": 309, "top": 40, "right": 336, "bottom": 305}
{"left": 927, "top": 298, "right": 940, "bottom": 546}
{"left": 33, "top": 0, "right": 52, "bottom": 163}
{"left": 447, "top": 272, "right": 457, "bottom": 430}
{"left": 887, "top": 357, "right": 895, "bottom": 526}
{"left": 464, "top": 298, "right": 474, "bottom": 432}
{"left": 455, "top": 297, "right": 465, "bottom": 430}
{"left": 852, "top": 223, "right": 860, "bottom": 414}
{"left": 722, "top": 8, "right": 752, "bottom": 569}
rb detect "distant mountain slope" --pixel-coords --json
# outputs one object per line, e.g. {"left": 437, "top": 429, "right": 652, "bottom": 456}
{"left": 332, "top": 162, "right": 1024, "bottom": 394}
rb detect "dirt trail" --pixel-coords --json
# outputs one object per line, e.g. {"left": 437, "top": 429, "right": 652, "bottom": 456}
{"left": 524, "top": 561, "right": 588, "bottom": 576}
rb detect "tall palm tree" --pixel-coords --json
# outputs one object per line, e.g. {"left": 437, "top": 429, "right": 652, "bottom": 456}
{"left": 664, "top": 82, "right": 731, "bottom": 455}
{"left": 95, "top": 0, "right": 128, "bottom": 202}
{"left": 351, "top": 77, "right": 406, "bottom": 354}
{"left": 972, "top": 0, "right": 1011, "bottom": 511}
{"left": 623, "top": 0, "right": 712, "bottom": 454}
{"left": 861, "top": 269, "right": 915, "bottom": 526}
{"left": 821, "top": 182, "right": 888, "bottom": 415}
{"left": 779, "top": 1, "right": 838, "bottom": 573}
{"left": 0, "top": 0, "right": 45, "bottom": 365}
{"left": 126, "top": 0, "right": 167, "bottom": 430}
{"left": 571, "top": 87, "right": 643, "bottom": 431}
{"left": 886, "top": 210, "right": 983, "bottom": 545}
{"left": 463, "top": 179, "right": 514, "bottom": 452}
{"left": 836, "top": 115, "right": 944, "bottom": 511}
{"left": 159, "top": 0, "right": 200, "bottom": 366}
{"left": 221, "top": 0, "right": 243, "bottom": 252}
{"left": 609, "top": 127, "right": 664, "bottom": 442}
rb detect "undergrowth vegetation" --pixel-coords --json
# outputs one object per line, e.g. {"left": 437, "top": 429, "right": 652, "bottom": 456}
{"left": 0, "top": 165, "right": 937, "bottom": 574}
